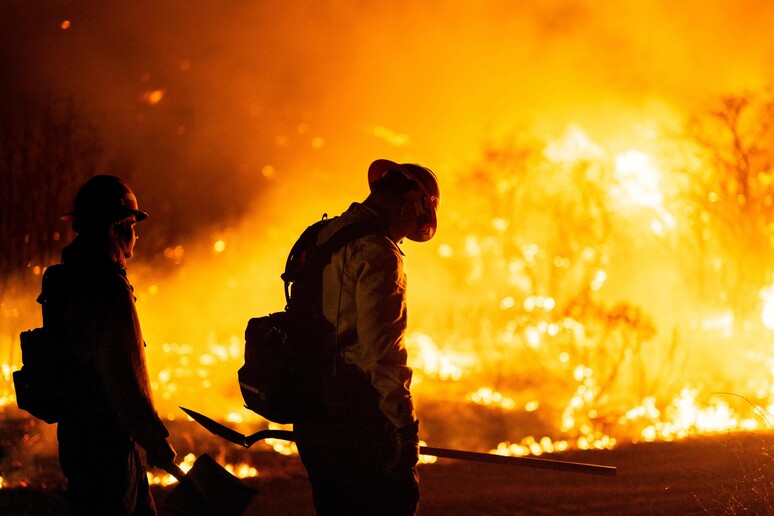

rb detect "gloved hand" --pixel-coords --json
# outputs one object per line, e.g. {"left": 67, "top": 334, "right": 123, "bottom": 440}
{"left": 144, "top": 438, "right": 177, "bottom": 469}
{"left": 384, "top": 420, "right": 420, "bottom": 479}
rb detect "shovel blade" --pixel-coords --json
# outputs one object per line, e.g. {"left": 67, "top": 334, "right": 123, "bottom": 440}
{"left": 164, "top": 453, "right": 257, "bottom": 516}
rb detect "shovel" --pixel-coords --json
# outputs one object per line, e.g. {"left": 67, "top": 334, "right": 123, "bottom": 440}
{"left": 161, "top": 453, "right": 257, "bottom": 516}
{"left": 180, "top": 406, "right": 617, "bottom": 477}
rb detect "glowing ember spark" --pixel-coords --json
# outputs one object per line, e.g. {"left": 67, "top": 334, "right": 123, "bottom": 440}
{"left": 142, "top": 89, "right": 165, "bottom": 105}
{"left": 525, "top": 400, "right": 539, "bottom": 412}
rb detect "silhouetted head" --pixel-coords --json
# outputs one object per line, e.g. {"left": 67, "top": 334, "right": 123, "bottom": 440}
{"left": 367, "top": 159, "right": 440, "bottom": 242}
{"left": 61, "top": 175, "right": 146, "bottom": 268}
{"left": 62, "top": 175, "right": 148, "bottom": 233}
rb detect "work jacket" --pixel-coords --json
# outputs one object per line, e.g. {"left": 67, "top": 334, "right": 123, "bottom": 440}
{"left": 41, "top": 261, "right": 169, "bottom": 451}
{"left": 317, "top": 202, "right": 416, "bottom": 430}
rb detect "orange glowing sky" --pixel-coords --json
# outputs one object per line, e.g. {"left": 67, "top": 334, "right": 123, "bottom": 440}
{"left": 3, "top": 0, "right": 774, "bottom": 230}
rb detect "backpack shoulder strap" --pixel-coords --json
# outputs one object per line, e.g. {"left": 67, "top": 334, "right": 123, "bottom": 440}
{"left": 280, "top": 215, "right": 385, "bottom": 306}
{"left": 282, "top": 215, "right": 385, "bottom": 281}
{"left": 316, "top": 219, "right": 386, "bottom": 261}
{"left": 39, "top": 264, "right": 73, "bottom": 327}
{"left": 281, "top": 215, "right": 333, "bottom": 284}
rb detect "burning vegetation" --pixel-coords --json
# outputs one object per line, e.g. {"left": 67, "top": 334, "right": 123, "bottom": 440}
{"left": 4, "top": 89, "right": 774, "bottom": 491}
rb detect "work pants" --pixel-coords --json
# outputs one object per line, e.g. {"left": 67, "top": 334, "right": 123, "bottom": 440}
{"left": 57, "top": 410, "right": 156, "bottom": 516}
{"left": 296, "top": 413, "right": 419, "bottom": 516}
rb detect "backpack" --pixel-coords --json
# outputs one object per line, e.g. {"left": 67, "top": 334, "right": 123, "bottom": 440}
{"left": 238, "top": 214, "right": 382, "bottom": 424}
{"left": 13, "top": 265, "right": 82, "bottom": 423}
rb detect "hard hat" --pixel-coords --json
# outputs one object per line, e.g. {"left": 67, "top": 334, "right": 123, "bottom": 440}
{"left": 62, "top": 175, "right": 148, "bottom": 231}
{"left": 368, "top": 159, "right": 440, "bottom": 241}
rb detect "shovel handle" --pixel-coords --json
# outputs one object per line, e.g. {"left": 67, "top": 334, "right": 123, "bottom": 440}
{"left": 421, "top": 446, "right": 617, "bottom": 476}
{"left": 162, "top": 462, "right": 187, "bottom": 482}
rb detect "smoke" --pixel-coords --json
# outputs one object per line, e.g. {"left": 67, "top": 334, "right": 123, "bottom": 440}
{"left": 4, "top": 0, "right": 774, "bottom": 236}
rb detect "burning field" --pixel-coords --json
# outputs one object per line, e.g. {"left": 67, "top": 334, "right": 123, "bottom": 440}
{"left": 4, "top": 0, "right": 774, "bottom": 513}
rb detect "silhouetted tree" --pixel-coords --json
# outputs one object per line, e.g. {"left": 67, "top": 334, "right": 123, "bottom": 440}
{"left": 680, "top": 87, "right": 774, "bottom": 325}
{"left": 0, "top": 95, "right": 102, "bottom": 330}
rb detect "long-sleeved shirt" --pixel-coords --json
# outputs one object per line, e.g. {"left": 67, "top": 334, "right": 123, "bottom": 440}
{"left": 317, "top": 202, "right": 416, "bottom": 429}
{"left": 41, "top": 263, "right": 169, "bottom": 450}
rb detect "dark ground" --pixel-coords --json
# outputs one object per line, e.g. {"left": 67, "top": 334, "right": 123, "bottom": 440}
{"left": 1, "top": 430, "right": 773, "bottom": 515}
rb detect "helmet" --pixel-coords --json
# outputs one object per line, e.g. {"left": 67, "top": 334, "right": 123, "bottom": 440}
{"left": 62, "top": 175, "right": 148, "bottom": 231}
{"left": 368, "top": 159, "right": 440, "bottom": 242}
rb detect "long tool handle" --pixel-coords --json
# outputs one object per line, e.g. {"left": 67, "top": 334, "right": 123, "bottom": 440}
{"left": 421, "top": 446, "right": 617, "bottom": 476}
{"left": 162, "top": 462, "right": 187, "bottom": 482}
{"left": 248, "top": 429, "right": 616, "bottom": 476}
{"left": 181, "top": 407, "right": 617, "bottom": 477}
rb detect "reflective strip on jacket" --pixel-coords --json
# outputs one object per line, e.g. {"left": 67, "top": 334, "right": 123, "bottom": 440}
{"left": 318, "top": 202, "right": 416, "bottom": 429}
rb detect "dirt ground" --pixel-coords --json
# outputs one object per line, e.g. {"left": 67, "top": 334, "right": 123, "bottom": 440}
{"left": 2, "top": 430, "right": 773, "bottom": 515}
